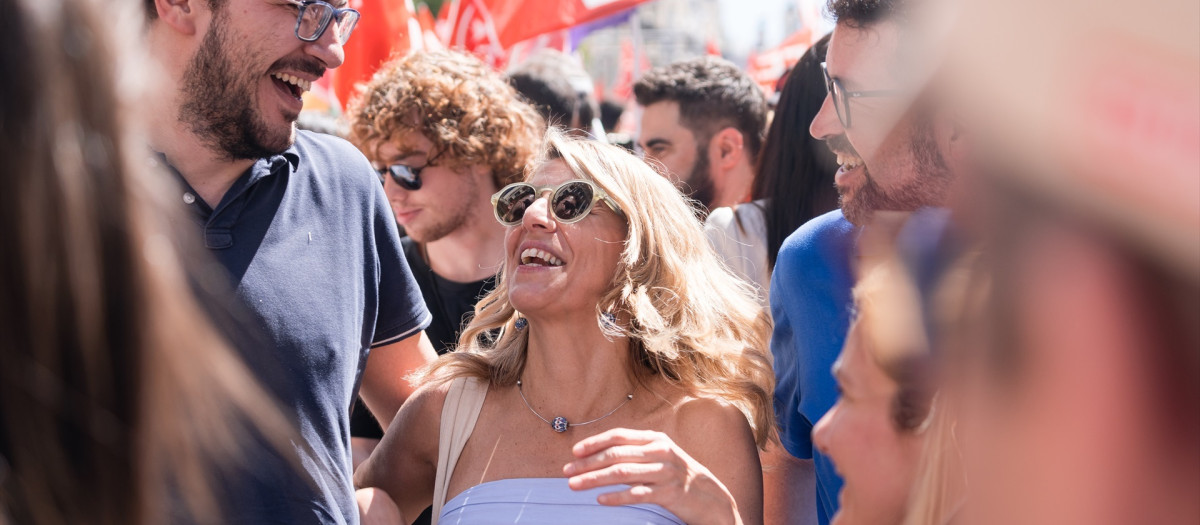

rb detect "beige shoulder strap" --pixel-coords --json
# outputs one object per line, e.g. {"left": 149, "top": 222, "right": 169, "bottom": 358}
{"left": 430, "top": 376, "right": 488, "bottom": 524}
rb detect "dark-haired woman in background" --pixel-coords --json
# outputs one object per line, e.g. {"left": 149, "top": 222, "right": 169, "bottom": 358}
{"left": 704, "top": 34, "right": 839, "bottom": 307}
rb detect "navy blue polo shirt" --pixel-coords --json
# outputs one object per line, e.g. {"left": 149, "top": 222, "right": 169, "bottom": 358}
{"left": 162, "top": 131, "right": 430, "bottom": 524}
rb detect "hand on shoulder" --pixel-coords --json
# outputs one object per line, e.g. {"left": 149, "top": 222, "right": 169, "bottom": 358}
{"left": 561, "top": 396, "right": 762, "bottom": 525}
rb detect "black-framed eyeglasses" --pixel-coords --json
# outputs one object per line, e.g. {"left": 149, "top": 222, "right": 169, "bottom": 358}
{"left": 294, "top": 1, "right": 360, "bottom": 45}
{"left": 821, "top": 62, "right": 906, "bottom": 129}
{"left": 374, "top": 151, "right": 440, "bottom": 191}
{"left": 491, "top": 180, "right": 623, "bottom": 227}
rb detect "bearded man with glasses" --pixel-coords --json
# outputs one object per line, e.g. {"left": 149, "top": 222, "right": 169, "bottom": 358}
{"left": 766, "top": 0, "right": 967, "bottom": 524}
{"left": 142, "top": 0, "right": 438, "bottom": 522}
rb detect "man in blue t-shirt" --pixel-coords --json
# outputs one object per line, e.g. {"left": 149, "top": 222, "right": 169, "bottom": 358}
{"left": 143, "top": 1, "right": 436, "bottom": 523}
{"left": 769, "top": 0, "right": 960, "bottom": 523}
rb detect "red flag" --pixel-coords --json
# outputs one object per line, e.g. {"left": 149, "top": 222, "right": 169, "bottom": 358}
{"left": 332, "top": 0, "right": 421, "bottom": 109}
{"left": 439, "top": 0, "right": 652, "bottom": 64}
{"left": 745, "top": 28, "right": 813, "bottom": 94}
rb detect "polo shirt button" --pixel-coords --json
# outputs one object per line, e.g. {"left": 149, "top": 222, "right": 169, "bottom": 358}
{"left": 183, "top": 193, "right": 196, "bottom": 205}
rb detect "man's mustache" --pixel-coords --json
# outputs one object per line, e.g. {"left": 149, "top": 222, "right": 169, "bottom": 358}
{"left": 824, "top": 134, "right": 860, "bottom": 159}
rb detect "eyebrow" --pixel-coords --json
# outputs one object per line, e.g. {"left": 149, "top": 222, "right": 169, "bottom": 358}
{"left": 642, "top": 138, "right": 670, "bottom": 149}
{"left": 382, "top": 148, "right": 429, "bottom": 163}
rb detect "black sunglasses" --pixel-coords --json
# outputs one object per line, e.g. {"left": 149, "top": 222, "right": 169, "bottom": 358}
{"left": 374, "top": 151, "right": 441, "bottom": 191}
{"left": 821, "top": 62, "right": 906, "bottom": 129}
{"left": 491, "top": 180, "right": 623, "bottom": 227}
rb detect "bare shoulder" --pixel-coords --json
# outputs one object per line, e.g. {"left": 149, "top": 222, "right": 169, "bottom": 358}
{"left": 643, "top": 384, "right": 756, "bottom": 459}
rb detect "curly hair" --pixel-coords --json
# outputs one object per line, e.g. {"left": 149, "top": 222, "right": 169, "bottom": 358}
{"left": 346, "top": 49, "right": 544, "bottom": 188}
{"left": 828, "top": 0, "right": 905, "bottom": 27}
{"left": 633, "top": 56, "right": 767, "bottom": 161}
{"left": 421, "top": 129, "right": 776, "bottom": 449}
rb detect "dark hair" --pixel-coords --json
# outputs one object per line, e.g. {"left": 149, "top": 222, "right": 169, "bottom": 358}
{"left": 752, "top": 35, "right": 840, "bottom": 268}
{"left": 143, "top": 0, "right": 225, "bottom": 20}
{"left": 633, "top": 56, "right": 767, "bottom": 160}
{"left": 507, "top": 50, "right": 598, "bottom": 134}
{"left": 1, "top": 0, "right": 288, "bottom": 522}
{"left": 828, "top": 0, "right": 903, "bottom": 27}
{"left": 600, "top": 99, "right": 624, "bottom": 134}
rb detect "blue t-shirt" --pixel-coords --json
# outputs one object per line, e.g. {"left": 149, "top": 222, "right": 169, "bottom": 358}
{"left": 163, "top": 131, "right": 431, "bottom": 524}
{"left": 769, "top": 209, "right": 857, "bottom": 525}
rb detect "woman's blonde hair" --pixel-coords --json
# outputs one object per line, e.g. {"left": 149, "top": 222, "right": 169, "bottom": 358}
{"left": 423, "top": 129, "right": 775, "bottom": 448}
{"left": 901, "top": 249, "right": 986, "bottom": 525}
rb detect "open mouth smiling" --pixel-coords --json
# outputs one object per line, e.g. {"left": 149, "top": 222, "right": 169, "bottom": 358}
{"left": 520, "top": 247, "right": 564, "bottom": 267}
{"left": 271, "top": 72, "right": 311, "bottom": 100}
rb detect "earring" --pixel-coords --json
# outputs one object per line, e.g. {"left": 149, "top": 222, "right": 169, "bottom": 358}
{"left": 514, "top": 317, "right": 528, "bottom": 330}
{"left": 601, "top": 312, "right": 617, "bottom": 327}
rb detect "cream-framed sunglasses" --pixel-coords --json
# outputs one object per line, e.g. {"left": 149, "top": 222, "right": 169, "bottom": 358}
{"left": 491, "top": 180, "right": 623, "bottom": 226}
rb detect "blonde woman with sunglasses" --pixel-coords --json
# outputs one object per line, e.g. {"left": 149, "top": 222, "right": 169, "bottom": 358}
{"left": 356, "top": 129, "right": 775, "bottom": 525}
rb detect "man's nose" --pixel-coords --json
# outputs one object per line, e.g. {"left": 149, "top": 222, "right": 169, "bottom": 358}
{"left": 305, "top": 23, "right": 346, "bottom": 70}
{"left": 810, "top": 94, "right": 843, "bottom": 141}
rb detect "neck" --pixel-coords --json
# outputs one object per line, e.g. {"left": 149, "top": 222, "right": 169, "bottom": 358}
{"left": 520, "top": 316, "right": 635, "bottom": 412}
{"left": 424, "top": 210, "right": 506, "bottom": 283}
{"left": 711, "top": 160, "right": 755, "bottom": 209}
{"left": 148, "top": 98, "right": 255, "bottom": 209}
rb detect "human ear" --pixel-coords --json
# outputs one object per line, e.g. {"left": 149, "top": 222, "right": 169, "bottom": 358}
{"left": 153, "top": 0, "right": 199, "bottom": 35}
{"left": 712, "top": 127, "right": 745, "bottom": 170}
{"left": 936, "top": 109, "right": 969, "bottom": 172}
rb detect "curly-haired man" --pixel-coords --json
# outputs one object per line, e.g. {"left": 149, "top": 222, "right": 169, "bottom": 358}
{"left": 634, "top": 56, "right": 767, "bottom": 212}
{"left": 345, "top": 49, "right": 543, "bottom": 471}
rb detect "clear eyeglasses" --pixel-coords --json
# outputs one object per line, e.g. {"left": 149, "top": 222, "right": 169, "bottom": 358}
{"left": 294, "top": 1, "right": 360, "bottom": 45}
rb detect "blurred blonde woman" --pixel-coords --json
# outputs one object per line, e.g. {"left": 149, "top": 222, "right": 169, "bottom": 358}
{"left": 0, "top": 0, "right": 288, "bottom": 523}
{"left": 357, "top": 129, "right": 774, "bottom": 525}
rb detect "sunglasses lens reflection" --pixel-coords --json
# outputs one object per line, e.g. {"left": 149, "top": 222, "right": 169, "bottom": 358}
{"left": 388, "top": 165, "right": 420, "bottom": 190}
{"left": 553, "top": 182, "right": 594, "bottom": 222}
{"left": 496, "top": 185, "right": 536, "bottom": 225}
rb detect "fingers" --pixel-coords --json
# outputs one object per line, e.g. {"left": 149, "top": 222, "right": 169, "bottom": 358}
{"left": 563, "top": 443, "right": 670, "bottom": 476}
{"left": 595, "top": 484, "right": 660, "bottom": 506}
{"left": 567, "top": 460, "right": 673, "bottom": 491}
{"left": 571, "top": 428, "right": 665, "bottom": 458}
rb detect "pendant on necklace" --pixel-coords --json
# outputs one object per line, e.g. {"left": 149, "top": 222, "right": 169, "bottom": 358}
{"left": 552, "top": 416, "right": 569, "bottom": 433}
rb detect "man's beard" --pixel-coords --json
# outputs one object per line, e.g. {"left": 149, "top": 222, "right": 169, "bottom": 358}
{"left": 683, "top": 144, "right": 715, "bottom": 211}
{"left": 838, "top": 122, "right": 952, "bottom": 225}
{"left": 405, "top": 171, "right": 477, "bottom": 244}
{"left": 179, "top": 16, "right": 292, "bottom": 160}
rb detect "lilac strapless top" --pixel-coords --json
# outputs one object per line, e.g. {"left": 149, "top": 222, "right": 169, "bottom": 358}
{"left": 439, "top": 477, "right": 686, "bottom": 524}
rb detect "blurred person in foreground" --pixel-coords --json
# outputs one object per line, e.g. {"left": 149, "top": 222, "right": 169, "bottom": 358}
{"left": 344, "top": 48, "right": 542, "bottom": 470}
{"left": 141, "top": 0, "right": 438, "bottom": 522}
{"left": 770, "top": 0, "right": 964, "bottom": 522}
{"left": 813, "top": 209, "right": 973, "bottom": 525}
{"left": 704, "top": 34, "right": 840, "bottom": 306}
{"left": 0, "top": 0, "right": 290, "bottom": 522}
{"left": 508, "top": 49, "right": 603, "bottom": 140}
{"left": 634, "top": 56, "right": 768, "bottom": 212}
{"left": 356, "top": 130, "right": 775, "bottom": 524}
{"left": 944, "top": 0, "right": 1200, "bottom": 520}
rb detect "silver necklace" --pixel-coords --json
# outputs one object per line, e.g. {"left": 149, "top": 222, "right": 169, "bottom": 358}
{"left": 516, "top": 379, "right": 633, "bottom": 433}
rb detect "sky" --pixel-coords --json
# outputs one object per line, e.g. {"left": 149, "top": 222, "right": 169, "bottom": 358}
{"left": 717, "top": 0, "right": 833, "bottom": 56}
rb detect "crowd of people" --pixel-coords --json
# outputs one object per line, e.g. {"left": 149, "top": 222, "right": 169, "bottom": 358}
{"left": 1, "top": 0, "right": 1196, "bottom": 524}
